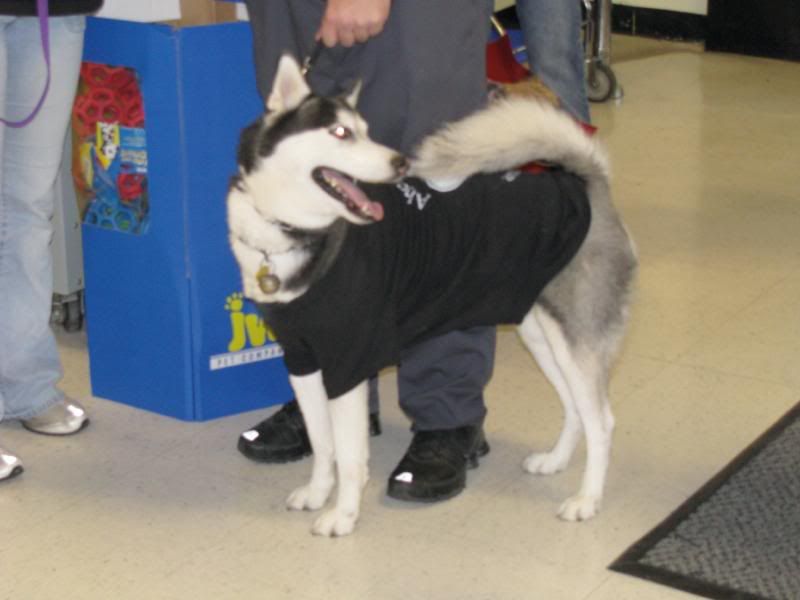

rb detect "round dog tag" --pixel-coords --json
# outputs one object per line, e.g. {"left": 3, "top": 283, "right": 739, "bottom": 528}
{"left": 256, "top": 265, "right": 280, "bottom": 294}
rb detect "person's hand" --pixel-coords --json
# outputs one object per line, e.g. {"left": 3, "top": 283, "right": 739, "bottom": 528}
{"left": 317, "top": 0, "right": 392, "bottom": 48}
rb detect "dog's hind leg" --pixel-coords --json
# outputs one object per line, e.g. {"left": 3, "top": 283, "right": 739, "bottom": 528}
{"left": 517, "top": 309, "right": 583, "bottom": 476}
{"left": 287, "top": 372, "right": 337, "bottom": 512}
{"left": 311, "top": 381, "right": 370, "bottom": 537}
{"left": 518, "top": 306, "right": 614, "bottom": 522}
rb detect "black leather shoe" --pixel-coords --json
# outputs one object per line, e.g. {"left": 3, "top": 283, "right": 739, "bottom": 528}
{"left": 386, "top": 425, "right": 490, "bottom": 503}
{"left": 238, "top": 399, "right": 382, "bottom": 463}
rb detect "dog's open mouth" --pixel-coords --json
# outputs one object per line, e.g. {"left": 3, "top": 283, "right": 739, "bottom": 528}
{"left": 312, "top": 167, "right": 384, "bottom": 222}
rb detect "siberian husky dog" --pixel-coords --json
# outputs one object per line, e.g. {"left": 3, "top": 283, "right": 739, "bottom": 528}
{"left": 227, "top": 55, "right": 637, "bottom": 537}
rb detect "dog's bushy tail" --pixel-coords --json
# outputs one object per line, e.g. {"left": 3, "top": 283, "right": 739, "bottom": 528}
{"left": 410, "top": 98, "right": 609, "bottom": 185}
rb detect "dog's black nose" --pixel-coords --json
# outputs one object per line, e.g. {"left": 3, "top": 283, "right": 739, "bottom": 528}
{"left": 392, "top": 155, "right": 410, "bottom": 178}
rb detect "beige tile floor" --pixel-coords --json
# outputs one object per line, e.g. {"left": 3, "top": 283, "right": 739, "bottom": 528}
{"left": 3, "top": 35, "right": 800, "bottom": 600}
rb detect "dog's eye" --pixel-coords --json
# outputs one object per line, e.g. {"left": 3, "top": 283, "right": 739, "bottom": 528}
{"left": 330, "top": 125, "right": 353, "bottom": 140}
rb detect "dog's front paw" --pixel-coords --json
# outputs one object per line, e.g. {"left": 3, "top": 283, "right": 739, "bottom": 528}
{"left": 286, "top": 484, "right": 331, "bottom": 511}
{"left": 557, "top": 494, "right": 601, "bottom": 522}
{"left": 522, "top": 451, "right": 568, "bottom": 475}
{"left": 311, "top": 508, "right": 358, "bottom": 537}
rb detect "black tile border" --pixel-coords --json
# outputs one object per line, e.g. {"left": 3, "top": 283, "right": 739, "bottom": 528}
{"left": 611, "top": 5, "right": 707, "bottom": 41}
{"left": 706, "top": 0, "right": 800, "bottom": 62}
{"left": 495, "top": 5, "right": 707, "bottom": 43}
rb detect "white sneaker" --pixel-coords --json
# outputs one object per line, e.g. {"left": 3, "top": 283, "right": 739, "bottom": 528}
{"left": 21, "top": 398, "right": 90, "bottom": 436}
{"left": 0, "top": 444, "right": 23, "bottom": 481}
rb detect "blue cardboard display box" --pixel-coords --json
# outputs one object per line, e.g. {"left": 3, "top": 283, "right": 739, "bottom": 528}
{"left": 79, "top": 17, "right": 293, "bottom": 420}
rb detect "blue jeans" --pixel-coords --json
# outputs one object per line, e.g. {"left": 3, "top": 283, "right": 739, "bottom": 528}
{"left": 0, "top": 16, "right": 86, "bottom": 421}
{"left": 516, "top": 0, "right": 590, "bottom": 123}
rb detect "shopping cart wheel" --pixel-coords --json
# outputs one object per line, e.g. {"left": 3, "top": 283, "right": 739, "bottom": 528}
{"left": 64, "top": 297, "right": 84, "bottom": 332}
{"left": 586, "top": 61, "right": 617, "bottom": 103}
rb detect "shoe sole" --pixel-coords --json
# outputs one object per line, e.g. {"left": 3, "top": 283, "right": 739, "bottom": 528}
{"left": 237, "top": 416, "right": 382, "bottom": 464}
{"left": 237, "top": 437, "right": 312, "bottom": 464}
{"left": 468, "top": 439, "right": 491, "bottom": 467}
{"left": 386, "top": 440, "right": 491, "bottom": 503}
{"left": 21, "top": 418, "right": 90, "bottom": 437}
{"left": 1, "top": 465, "right": 24, "bottom": 482}
{"left": 387, "top": 479, "right": 466, "bottom": 503}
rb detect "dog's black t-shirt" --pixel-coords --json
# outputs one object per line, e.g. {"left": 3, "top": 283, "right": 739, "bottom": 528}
{"left": 259, "top": 170, "right": 591, "bottom": 399}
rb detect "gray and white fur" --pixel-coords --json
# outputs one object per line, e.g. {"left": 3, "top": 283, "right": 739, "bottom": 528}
{"left": 411, "top": 96, "right": 637, "bottom": 523}
{"left": 227, "top": 56, "right": 637, "bottom": 536}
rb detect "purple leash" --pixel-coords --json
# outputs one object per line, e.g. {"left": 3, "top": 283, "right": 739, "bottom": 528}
{"left": 1, "top": 0, "right": 51, "bottom": 127}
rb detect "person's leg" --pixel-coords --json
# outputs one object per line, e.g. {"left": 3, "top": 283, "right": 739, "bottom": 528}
{"left": 0, "top": 16, "right": 85, "bottom": 422}
{"left": 1, "top": 16, "right": 13, "bottom": 423}
{"left": 268, "top": 0, "right": 499, "bottom": 496}
{"left": 238, "top": 0, "right": 380, "bottom": 463}
{"left": 336, "top": 0, "right": 495, "bottom": 428}
{"left": 385, "top": 327, "right": 494, "bottom": 502}
{"left": 397, "top": 328, "right": 495, "bottom": 431}
{"left": 238, "top": 2, "right": 498, "bottom": 496}
{"left": 515, "top": 0, "right": 591, "bottom": 123}
{"left": 355, "top": 0, "right": 497, "bottom": 501}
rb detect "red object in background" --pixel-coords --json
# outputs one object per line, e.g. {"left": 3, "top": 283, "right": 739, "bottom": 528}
{"left": 117, "top": 172, "right": 145, "bottom": 202}
{"left": 485, "top": 19, "right": 595, "bottom": 174}
{"left": 486, "top": 29, "right": 531, "bottom": 84}
{"left": 81, "top": 63, "right": 135, "bottom": 91}
{"left": 73, "top": 63, "right": 145, "bottom": 137}
{"left": 74, "top": 88, "right": 123, "bottom": 136}
{"left": 72, "top": 64, "right": 147, "bottom": 203}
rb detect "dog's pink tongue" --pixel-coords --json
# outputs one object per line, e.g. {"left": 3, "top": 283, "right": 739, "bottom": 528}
{"left": 352, "top": 187, "right": 384, "bottom": 221}
{"left": 327, "top": 170, "right": 384, "bottom": 221}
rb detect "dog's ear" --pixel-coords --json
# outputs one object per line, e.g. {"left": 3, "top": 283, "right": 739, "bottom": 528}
{"left": 267, "top": 54, "right": 311, "bottom": 113}
{"left": 345, "top": 79, "right": 362, "bottom": 108}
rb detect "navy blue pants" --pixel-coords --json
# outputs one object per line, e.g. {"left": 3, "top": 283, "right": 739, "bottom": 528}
{"left": 244, "top": 0, "right": 495, "bottom": 429}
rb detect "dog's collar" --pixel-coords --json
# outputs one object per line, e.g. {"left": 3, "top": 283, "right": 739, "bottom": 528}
{"left": 256, "top": 256, "right": 282, "bottom": 295}
{"left": 249, "top": 219, "right": 348, "bottom": 296}
{"left": 256, "top": 240, "right": 312, "bottom": 295}
{"left": 253, "top": 224, "right": 322, "bottom": 295}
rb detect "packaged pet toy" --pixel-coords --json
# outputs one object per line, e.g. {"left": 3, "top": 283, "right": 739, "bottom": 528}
{"left": 72, "top": 63, "right": 149, "bottom": 235}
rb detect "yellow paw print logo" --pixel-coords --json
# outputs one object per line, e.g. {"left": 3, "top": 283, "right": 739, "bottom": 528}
{"left": 224, "top": 291, "right": 276, "bottom": 353}
{"left": 225, "top": 292, "right": 244, "bottom": 313}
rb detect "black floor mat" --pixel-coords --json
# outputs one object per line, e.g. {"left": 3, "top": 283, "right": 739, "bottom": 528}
{"left": 610, "top": 401, "right": 800, "bottom": 600}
